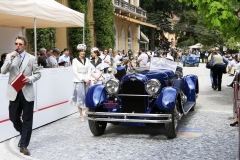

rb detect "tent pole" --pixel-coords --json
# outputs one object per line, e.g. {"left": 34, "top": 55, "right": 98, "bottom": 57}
{"left": 34, "top": 18, "right": 37, "bottom": 58}
{"left": 83, "top": 14, "right": 85, "bottom": 44}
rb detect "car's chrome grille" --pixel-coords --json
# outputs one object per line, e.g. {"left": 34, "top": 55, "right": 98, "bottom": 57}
{"left": 121, "top": 81, "right": 145, "bottom": 113}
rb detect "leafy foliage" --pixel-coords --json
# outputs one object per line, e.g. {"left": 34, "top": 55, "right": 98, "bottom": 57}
{"left": 68, "top": 0, "right": 91, "bottom": 57}
{"left": 26, "top": 28, "right": 57, "bottom": 51}
{"left": 141, "top": 0, "right": 185, "bottom": 50}
{"left": 176, "top": 9, "right": 227, "bottom": 50}
{"left": 179, "top": 0, "right": 240, "bottom": 41}
{"left": 94, "top": 0, "right": 115, "bottom": 50}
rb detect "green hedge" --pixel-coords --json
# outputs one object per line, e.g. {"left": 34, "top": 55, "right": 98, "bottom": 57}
{"left": 68, "top": 0, "right": 91, "bottom": 57}
{"left": 94, "top": 0, "right": 115, "bottom": 50}
{"left": 26, "top": 28, "right": 57, "bottom": 51}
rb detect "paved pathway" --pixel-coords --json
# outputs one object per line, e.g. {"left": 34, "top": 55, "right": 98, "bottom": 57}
{"left": 0, "top": 63, "right": 238, "bottom": 160}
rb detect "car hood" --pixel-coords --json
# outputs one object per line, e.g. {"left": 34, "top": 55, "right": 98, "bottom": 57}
{"left": 122, "top": 69, "right": 173, "bottom": 84}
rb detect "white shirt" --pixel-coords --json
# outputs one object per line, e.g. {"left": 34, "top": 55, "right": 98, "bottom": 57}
{"left": 138, "top": 52, "right": 148, "bottom": 67}
{"left": 99, "top": 54, "right": 110, "bottom": 68}
{"left": 48, "top": 55, "right": 58, "bottom": 68}
{"left": 112, "top": 55, "right": 122, "bottom": 68}
{"left": 229, "top": 60, "right": 236, "bottom": 67}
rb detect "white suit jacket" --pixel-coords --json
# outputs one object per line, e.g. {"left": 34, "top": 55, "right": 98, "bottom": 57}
{"left": 1, "top": 52, "right": 41, "bottom": 102}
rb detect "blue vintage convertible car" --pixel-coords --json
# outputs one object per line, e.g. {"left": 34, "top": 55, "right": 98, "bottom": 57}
{"left": 182, "top": 55, "right": 199, "bottom": 67}
{"left": 85, "top": 57, "right": 199, "bottom": 138}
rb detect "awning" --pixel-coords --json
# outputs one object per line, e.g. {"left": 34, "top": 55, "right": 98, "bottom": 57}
{"left": 115, "top": 13, "right": 157, "bottom": 28}
{"left": 140, "top": 32, "right": 149, "bottom": 43}
{"left": 0, "top": 0, "right": 84, "bottom": 28}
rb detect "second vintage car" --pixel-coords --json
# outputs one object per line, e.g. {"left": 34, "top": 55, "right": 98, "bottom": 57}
{"left": 85, "top": 57, "right": 199, "bottom": 138}
{"left": 182, "top": 55, "right": 199, "bottom": 67}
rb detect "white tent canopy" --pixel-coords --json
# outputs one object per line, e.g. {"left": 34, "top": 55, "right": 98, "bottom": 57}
{"left": 0, "top": 0, "right": 84, "bottom": 28}
{"left": 189, "top": 43, "right": 203, "bottom": 49}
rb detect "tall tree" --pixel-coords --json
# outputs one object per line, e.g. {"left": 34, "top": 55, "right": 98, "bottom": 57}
{"left": 179, "top": 0, "right": 240, "bottom": 41}
{"left": 140, "top": 0, "right": 185, "bottom": 50}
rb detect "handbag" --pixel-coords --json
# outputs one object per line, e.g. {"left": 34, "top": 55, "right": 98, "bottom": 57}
{"left": 206, "top": 62, "right": 211, "bottom": 69}
{"left": 222, "top": 65, "right": 227, "bottom": 74}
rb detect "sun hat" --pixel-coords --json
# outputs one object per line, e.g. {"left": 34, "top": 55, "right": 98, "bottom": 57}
{"left": 77, "top": 44, "right": 87, "bottom": 50}
{"left": 91, "top": 47, "right": 99, "bottom": 53}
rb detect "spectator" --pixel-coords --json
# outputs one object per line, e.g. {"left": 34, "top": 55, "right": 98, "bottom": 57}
{"left": 48, "top": 48, "right": 60, "bottom": 68}
{"left": 38, "top": 49, "right": 52, "bottom": 68}
{"left": 112, "top": 49, "right": 122, "bottom": 68}
{"left": 137, "top": 48, "right": 148, "bottom": 67}
{"left": 108, "top": 48, "right": 112, "bottom": 57}
{"left": 89, "top": 47, "right": 104, "bottom": 86}
{"left": 58, "top": 48, "right": 71, "bottom": 66}
{"left": 205, "top": 51, "right": 209, "bottom": 62}
{"left": 39, "top": 48, "right": 46, "bottom": 56}
{"left": 104, "top": 67, "right": 115, "bottom": 83}
{"left": 210, "top": 52, "right": 228, "bottom": 91}
{"left": 122, "top": 57, "right": 130, "bottom": 71}
{"left": 115, "top": 61, "right": 126, "bottom": 81}
{"left": 0, "top": 54, "right": 6, "bottom": 72}
{"left": 228, "top": 57, "right": 236, "bottom": 75}
{"left": 100, "top": 49, "right": 110, "bottom": 73}
{"left": 200, "top": 51, "right": 205, "bottom": 63}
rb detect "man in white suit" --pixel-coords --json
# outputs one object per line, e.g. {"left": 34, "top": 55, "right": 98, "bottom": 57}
{"left": 1, "top": 36, "right": 41, "bottom": 156}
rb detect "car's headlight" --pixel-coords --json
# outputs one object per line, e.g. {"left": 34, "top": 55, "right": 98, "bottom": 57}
{"left": 193, "top": 57, "right": 196, "bottom": 60}
{"left": 105, "top": 79, "right": 120, "bottom": 94}
{"left": 145, "top": 79, "right": 161, "bottom": 95}
{"left": 187, "top": 57, "right": 189, "bottom": 60}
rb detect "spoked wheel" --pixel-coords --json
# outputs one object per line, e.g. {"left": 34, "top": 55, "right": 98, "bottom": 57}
{"left": 88, "top": 108, "right": 107, "bottom": 136}
{"left": 165, "top": 101, "right": 180, "bottom": 138}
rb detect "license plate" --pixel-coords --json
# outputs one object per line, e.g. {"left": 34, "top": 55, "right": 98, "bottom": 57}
{"left": 103, "top": 100, "right": 120, "bottom": 109}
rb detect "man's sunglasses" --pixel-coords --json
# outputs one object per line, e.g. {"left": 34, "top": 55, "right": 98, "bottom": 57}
{"left": 15, "top": 43, "right": 23, "bottom": 46}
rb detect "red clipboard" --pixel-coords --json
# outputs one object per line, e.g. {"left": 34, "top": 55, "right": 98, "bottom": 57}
{"left": 10, "top": 72, "right": 26, "bottom": 92}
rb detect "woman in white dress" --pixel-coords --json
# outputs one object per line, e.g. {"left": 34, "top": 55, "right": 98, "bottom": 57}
{"left": 90, "top": 47, "right": 104, "bottom": 86}
{"left": 112, "top": 49, "right": 122, "bottom": 68}
{"left": 69, "top": 44, "right": 91, "bottom": 121}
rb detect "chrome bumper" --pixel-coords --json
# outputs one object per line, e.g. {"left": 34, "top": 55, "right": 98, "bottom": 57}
{"left": 85, "top": 111, "right": 172, "bottom": 123}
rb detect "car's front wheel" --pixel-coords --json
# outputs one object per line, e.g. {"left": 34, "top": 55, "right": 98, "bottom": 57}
{"left": 88, "top": 108, "right": 107, "bottom": 136}
{"left": 165, "top": 101, "right": 179, "bottom": 138}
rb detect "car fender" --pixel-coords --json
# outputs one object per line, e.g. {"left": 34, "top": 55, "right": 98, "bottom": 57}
{"left": 86, "top": 85, "right": 107, "bottom": 108}
{"left": 183, "top": 75, "right": 198, "bottom": 102}
{"left": 154, "top": 87, "right": 179, "bottom": 110}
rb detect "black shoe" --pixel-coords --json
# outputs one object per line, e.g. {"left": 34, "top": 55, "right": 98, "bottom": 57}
{"left": 212, "top": 83, "right": 214, "bottom": 89}
{"left": 229, "top": 74, "right": 234, "bottom": 76}
{"left": 230, "top": 121, "right": 238, "bottom": 126}
{"left": 20, "top": 147, "right": 30, "bottom": 156}
{"left": 227, "top": 83, "right": 234, "bottom": 88}
{"left": 218, "top": 88, "right": 221, "bottom": 91}
{"left": 213, "top": 86, "right": 217, "bottom": 90}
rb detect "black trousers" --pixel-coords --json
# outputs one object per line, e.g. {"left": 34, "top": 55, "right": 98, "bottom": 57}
{"left": 212, "top": 65, "right": 223, "bottom": 89}
{"left": 9, "top": 90, "right": 34, "bottom": 147}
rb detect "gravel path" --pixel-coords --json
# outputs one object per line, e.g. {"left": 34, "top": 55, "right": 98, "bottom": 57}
{"left": 0, "top": 63, "right": 238, "bottom": 160}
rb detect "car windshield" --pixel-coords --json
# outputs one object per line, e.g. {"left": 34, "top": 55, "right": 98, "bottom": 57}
{"left": 129, "top": 57, "right": 177, "bottom": 73}
{"left": 150, "top": 57, "right": 177, "bottom": 72}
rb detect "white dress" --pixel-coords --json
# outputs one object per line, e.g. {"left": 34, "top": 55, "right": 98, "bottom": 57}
{"left": 89, "top": 58, "right": 104, "bottom": 87}
{"left": 69, "top": 57, "right": 91, "bottom": 108}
